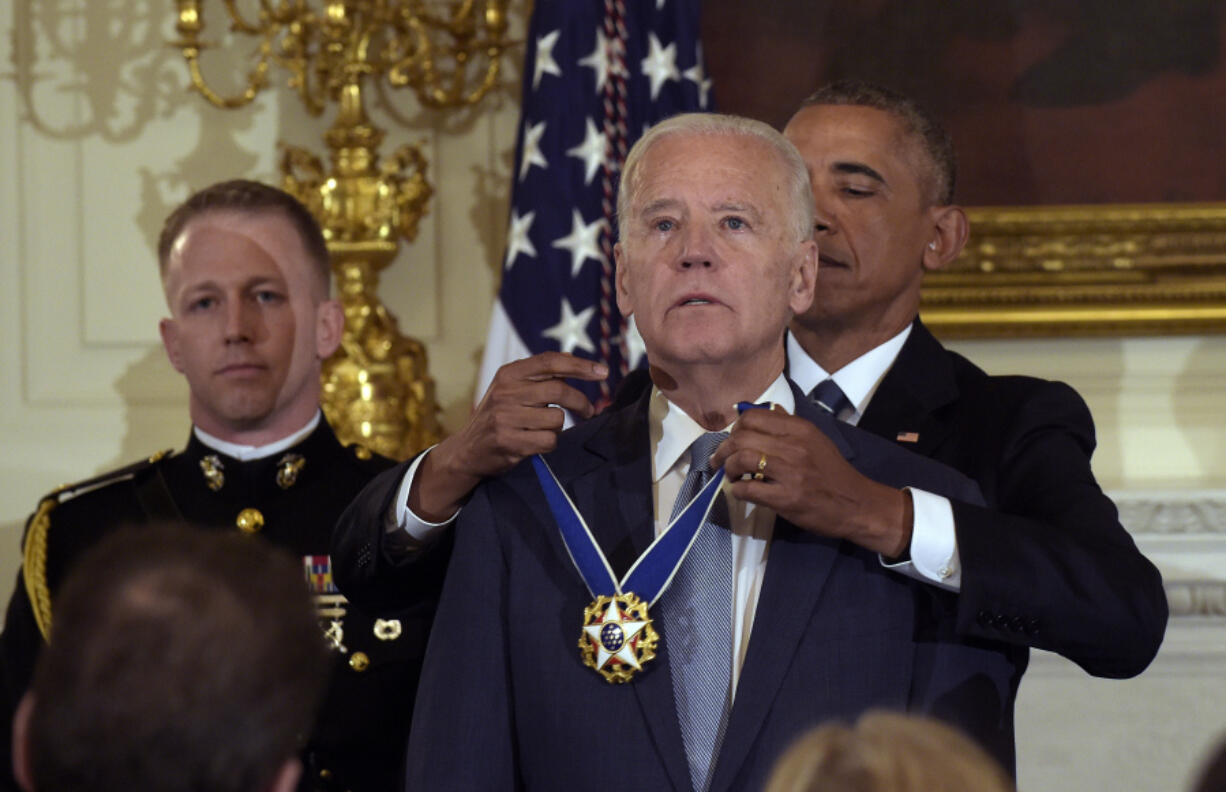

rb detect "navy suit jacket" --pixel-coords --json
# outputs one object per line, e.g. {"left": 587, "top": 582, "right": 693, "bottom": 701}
{"left": 852, "top": 320, "right": 1167, "bottom": 679}
{"left": 401, "top": 383, "right": 1024, "bottom": 791}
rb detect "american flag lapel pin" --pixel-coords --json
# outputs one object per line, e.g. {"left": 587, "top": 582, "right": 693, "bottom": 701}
{"left": 896, "top": 431, "right": 920, "bottom": 443}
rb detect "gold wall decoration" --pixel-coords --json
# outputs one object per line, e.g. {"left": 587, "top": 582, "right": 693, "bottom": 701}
{"left": 172, "top": 0, "right": 512, "bottom": 459}
{"left": 922, "top": 203, "right": 1226, "bottom": 338}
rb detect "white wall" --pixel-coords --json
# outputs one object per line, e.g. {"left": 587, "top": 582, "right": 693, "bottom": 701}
{"left": 2, "top": 4, "right": 1224, "bottom": 790}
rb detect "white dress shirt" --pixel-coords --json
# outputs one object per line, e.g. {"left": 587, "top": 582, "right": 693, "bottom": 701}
{"left": 194, "top": 411, "right": 321, "bottom": 460}
{"left": 786, "top": 328, "right": 961, "bottom": 591}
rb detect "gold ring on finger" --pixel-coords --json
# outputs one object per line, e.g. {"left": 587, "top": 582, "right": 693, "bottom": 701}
{"left": 753, "top": 452, "right": 767, "bottom": 481}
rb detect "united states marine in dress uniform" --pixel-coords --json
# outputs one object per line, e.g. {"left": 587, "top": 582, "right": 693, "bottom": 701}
{"left": 0, "top": 416, "right": 435, "bottom": 791}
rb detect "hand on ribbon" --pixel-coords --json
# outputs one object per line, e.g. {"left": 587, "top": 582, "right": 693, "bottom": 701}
{"left": 709, "top": 406, "right": 913, "bottom": 558}
{"left": 411, "top": 352, "right": 608, "bottom": 522}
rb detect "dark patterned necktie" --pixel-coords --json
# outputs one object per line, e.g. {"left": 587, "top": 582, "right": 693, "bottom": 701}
{"left": 809, "top": 378, "right": 851, "bottom": 421}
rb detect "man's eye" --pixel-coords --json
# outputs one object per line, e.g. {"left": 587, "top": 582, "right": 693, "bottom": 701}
{"left": 653, "top": 219, "right": 675, "bottom": 232}
{"left": 724, "top": 217, "right": 746, "bottom": 230}
{"left": 255, "top": 290, "right": 284, "bottom": 304}
{"left": 842, "top": 186, "right": 874, "bottom": 198}
{"left": 189, "top": 297, "right": 216, "bottom": 311}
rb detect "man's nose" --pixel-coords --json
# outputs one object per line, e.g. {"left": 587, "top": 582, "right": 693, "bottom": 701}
{"left": 224, "top": 299, "right": 254, "bottom": 343}
{"left": 678, "top": 224, "right": 716, "bottom": 269}
{"left": 811, "top": 191, "right": 836, "bottom": 236}
{"left": 812, "top": 208, "right": 835, "bottom": 237}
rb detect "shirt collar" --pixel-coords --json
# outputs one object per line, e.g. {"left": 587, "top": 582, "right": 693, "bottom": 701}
{"left": 786, "top": 324, "right": 911, "bottom": 418}
{"left": 193, "top": 411, "right": 322, "bottom": 462}
{"left": 650, "top": 374, "right": 796, "bottom": 483}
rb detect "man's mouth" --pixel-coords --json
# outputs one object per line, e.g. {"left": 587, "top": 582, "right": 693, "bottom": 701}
{"left": 675, "top": 292, "right": 719, "bottom": 308}
{"left": 216, "top": 362, "right": 266, "bottom": 376}
{"left": 818, "top": 254, "right": 848, "bottom": 269}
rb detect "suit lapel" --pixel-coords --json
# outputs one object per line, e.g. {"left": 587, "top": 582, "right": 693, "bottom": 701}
{"left": 707, "top": 392, "right": 851, "bottom": 792}
{"left": 858, "top": 319, "right": 957, "bottom": 457}
{"left": 560, "top": 390, "right": 655, "bottom": 578}
{"left": 550, "top": 391, "right": 692, "bottom": 792}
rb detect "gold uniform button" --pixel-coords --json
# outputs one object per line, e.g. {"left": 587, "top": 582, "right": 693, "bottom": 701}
{"left": 349, "top": 651, "right": 370, "bottom": 672}
{"left": 235, "top": 508, "right": 264, "bottom": 534}
{"left": 352, "top": 445, "right": 372, "bottom": 460}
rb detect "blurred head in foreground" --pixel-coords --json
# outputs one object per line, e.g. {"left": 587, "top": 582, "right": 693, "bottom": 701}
{"left": 764, "top": 710, "right": 1015, "bottom": 792}
{"left": 13, "top": 526, "right": 329, "bottom": 792}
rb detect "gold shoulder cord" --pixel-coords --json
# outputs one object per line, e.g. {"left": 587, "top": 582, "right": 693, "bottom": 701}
{"left": 19, "top": 451, "right": 172, "bottom": 643}
{"left": 22, "top": 498, "right": 55, "bottom": 641}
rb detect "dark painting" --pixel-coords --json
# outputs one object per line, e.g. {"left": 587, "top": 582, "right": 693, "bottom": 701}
{"left": 702, "top": 0, "right": 1226, "bottom": 206}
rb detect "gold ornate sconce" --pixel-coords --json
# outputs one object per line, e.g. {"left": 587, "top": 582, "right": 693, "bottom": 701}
{"left": 171, "top": 0, "right": 512, "bottom": 458}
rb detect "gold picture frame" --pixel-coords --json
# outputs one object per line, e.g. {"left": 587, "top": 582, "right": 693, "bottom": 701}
{"left": 920, "top": 203, "right": 1226, "bottom": 338}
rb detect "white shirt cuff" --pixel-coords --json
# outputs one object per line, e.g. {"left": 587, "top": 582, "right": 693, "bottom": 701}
{"left": 881, "top": 488, "right": 961, "bottom": 592}
{"left": 385, "top": 446, "right": 460, "bottom": 545}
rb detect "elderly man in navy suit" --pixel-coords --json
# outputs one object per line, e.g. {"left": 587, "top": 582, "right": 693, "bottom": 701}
{"left": 385, "top": 113, "right": 1034, "bottom": 792}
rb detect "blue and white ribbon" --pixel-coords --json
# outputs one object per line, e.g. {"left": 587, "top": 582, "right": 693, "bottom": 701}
{"left": 531, "top": 456, "right": 725, "bottom": 606}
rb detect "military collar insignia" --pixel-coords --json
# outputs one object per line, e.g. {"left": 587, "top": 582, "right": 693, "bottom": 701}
{"left": 199, "top": 455, "right": 225, "bottom": 491}
{"left": 198, "top": 451, "right": 310, "bottom": 492}
{"left": 275, "top": 453, "right": 306, "bottom": 489}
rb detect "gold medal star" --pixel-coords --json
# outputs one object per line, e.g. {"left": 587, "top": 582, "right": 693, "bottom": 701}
{"left": 583, "top": 597, "right": 648, "bottom": 672}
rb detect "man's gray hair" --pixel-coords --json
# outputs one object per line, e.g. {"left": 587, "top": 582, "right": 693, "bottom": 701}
{"left": 617, "top": 113, "right": 815, "bottom": 244}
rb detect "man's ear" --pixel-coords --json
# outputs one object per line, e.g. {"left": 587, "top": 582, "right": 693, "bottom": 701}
{"left": 787, "top": 238, "right": 818, "bottom": 316}
{"left": 13, "top": 692, "right": 35, "bottom": 792}
{"left": 922, "top": 204, "right": 969, "bottom": 273}
{"left": 314, "top": 299, "right": 345, "bottom": 360}
{"left": 614, "top": 243, "right": 634, "bottom": 318}
{"left": 159, "top": 318, "right": 186, "bottom": 374}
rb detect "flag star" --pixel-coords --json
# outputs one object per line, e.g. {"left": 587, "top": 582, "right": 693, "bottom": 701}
{"left": 640, "top": 34, "right": 680, "bottom": 100}
{"left": 566, "top": 119, "right": 609, "bottom": 185}
{"left": 504, "top": 209, "right": 537, "bottom": 270}
{"left": 624, "top": 316, "right": 648, "bottom": 370}
{"left": 578, "top": 28, "right": 611, "bottom": 94}
{"left": 552, "top": 209, "right": 607, "bottom": 277}
{"left": 683, "top": 46, "right": 713, "bottom": 108}
{"left": 519, "top": 121, "right": 549, "bottom": 181}
{"left": 533, "top": 30, "right": 562, "bottom": 90}
{"left": 542, "top": 298, "right": 596, "bottom": 355}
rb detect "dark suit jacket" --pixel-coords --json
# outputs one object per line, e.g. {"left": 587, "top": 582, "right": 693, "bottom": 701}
{"left": 0, "top": 421, "right": 429, "bottom": 792}
{"left": 852, "top": 319, "right": 1167, "bottom": 679}
{"left": 400, "top": 383, "right": 1032, "bottom": 791}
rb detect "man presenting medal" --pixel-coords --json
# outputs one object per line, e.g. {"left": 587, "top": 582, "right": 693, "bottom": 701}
{"left": 397, "top": 113, "right": 1027, "bottom": 792}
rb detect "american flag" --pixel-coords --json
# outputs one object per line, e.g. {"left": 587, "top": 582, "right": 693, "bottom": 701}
{"left": 476, "top": 0, "right": 712, "bottom": 408}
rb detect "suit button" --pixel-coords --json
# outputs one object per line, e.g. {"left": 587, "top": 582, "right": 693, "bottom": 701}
{"left": 1009, "top": 616, "right": 1025, "bottom": 632}
{"left": 349, "top": 651, "right": 370, "bottom": 672}
{"left": 1026, "top": 618, "right": 1040, "bottom": 636}
{"left": 992, "top": 614, "right": 1009, "bottom": 628}
{"left": 977, "top": 610, "right": 992, "bottom": 627}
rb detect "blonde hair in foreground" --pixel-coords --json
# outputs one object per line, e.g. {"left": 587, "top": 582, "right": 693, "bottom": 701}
{"left": 764, "top": 711, "right": 1015, "bottom": 792}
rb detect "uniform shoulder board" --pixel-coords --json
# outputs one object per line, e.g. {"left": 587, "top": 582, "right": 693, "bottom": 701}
{"left": 37, "top": 448, "right": 175, "bottom": 506}
{"left": 23, "top": 448, "right": 174, "bottom": 641}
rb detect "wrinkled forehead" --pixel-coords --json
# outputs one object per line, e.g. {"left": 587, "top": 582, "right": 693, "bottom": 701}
{"left": 629, "top": 132, "right": 787, "bottom": 215}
